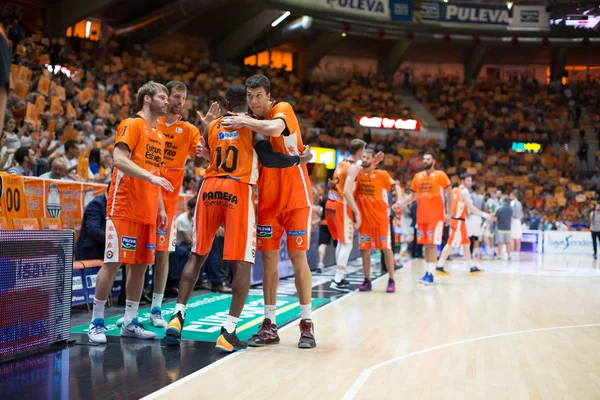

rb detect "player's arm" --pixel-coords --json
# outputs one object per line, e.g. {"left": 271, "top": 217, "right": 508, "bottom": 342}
{"left": 344, "top": 164, "right": 362, "bottom": 227}
{"left": 444, "top": 184, "right": 453, "bottom": 220}
{"left": 253, "top": 133, "right": 312, "bottom": 167}
{"left": 157, "top": 190, "right": 168, "bottom": 229}
{"left": 463, "top": 189, "right": 489, "bottom": 219}
{"left": 113, "top": 143, "right": 174, "bottom": 192}
{"left": 401, "top": 191, "right": 417, "bottom": 207}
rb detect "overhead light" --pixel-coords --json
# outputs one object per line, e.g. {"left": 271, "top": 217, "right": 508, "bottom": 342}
{"left": 507, "top": 1, "right": 513, "bottom": 10}
{"left": 85, "top": 20, "right": 92, "bottom": 38}
{"left": 342, "top": 32, "right": 347, "bottom": 37}
{"left": 272, "top": 11, "right": 291, "bottom": 27}
{"left": 442, "top": 0, "right": 448, "bottom": 2}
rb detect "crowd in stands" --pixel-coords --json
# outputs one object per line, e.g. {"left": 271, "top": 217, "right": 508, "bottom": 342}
{"left": 1, "top": 20, "right": 598, "bottom": 230}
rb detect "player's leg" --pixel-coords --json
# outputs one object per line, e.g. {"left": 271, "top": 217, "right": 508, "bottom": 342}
{"left": 436, "top": 220, "right": 461, "bottom": 275}
{"left": 331, "top": 201, "right": 353, "bottom": 291}
{"left": 317, "top": 224, "right": 331, "bottom": 273}
{"left": 358, "top": 227, "right": 372, "bottom": 291}
{"left": 215, "top": 260, "right": 251, "bottom": 352}
{"left": 88, "top": 260, "right": 122, "bottom": 344}
{"left": 420, "top": 221, "right": 443, "bottom": 285}
{"left": 379, "top": 223, "right": 396, "bottom": 292}
{"left": 248, "top": 212, "right": 284, "bottom": 347}
{"left": 150, "top": 214, "right": 176, "bottom": 327}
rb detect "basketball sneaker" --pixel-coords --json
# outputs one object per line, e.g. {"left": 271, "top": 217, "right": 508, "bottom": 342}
{"left": 298, "top": 319, "right": 316, "bottom": 349}
{"left": 215, "top": 327, "right": 248, "bottom": 352}
{"left": 470, "top": 266, "right": 484, "bottom": 274}
{"left": 121, "top": 318, "right": 156, "bottom": 340}
{"left": 88, "top": 318, "right": 107, "bottom": 344}
{"left": 358, "top": 278, "right": 372, "bottom": 292}
{"left": 317, "top": 262, "right": 325, "bottom": 274}
{"left": 247, "top": 319, "right": 280, "bottom": 347}
{"left": 330, "top": 278, "right": 350, "bottom": 291}
{"left": 386, "top": 279, "right": 396, "bottom": 293}
{"left": 419, "top": 272, "right": 434, "bottom": 285}
{"left": 116, "top": 317, "right": 124, "bottom": 327}
{"left": 435, "top": 267, "right": 449, "bottom": 275}
{"left": 163, "top": 311, "right": 185, "bottom": 346}
{"left": 150, "top": 307, "right": 167, "bottom": 328}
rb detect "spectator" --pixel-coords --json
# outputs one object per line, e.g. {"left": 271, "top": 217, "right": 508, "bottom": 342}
{"left": 75, "top": 184, "right": 108, "bottom": 260}
{"left": 7, "top": 19, "right": 24, "bottom": 48}
{"left": 528, "top": 209, "right": 542, "bottom": 230}
{"left": 39, "top": 158, "right": 67, "bottom": 180}
{"left": 0, "top": 130, "right": 15, "bottom": 170}
{"left": 7, "top": 146, "right": 36, "bottom": 176}
{"left": 590, "top": 204, "right": 600, "bottom": 260}
{"left": 167, "top": 197, "right": 196, "bottom": 296}
{"left": 182, "top": 175, "right": 198, "bottom": 195}
{"left": 0, "top": 25, "right": 9, "bottom": 134}
{"left": 61, "top": 140, "right": 80, "bottom": 180}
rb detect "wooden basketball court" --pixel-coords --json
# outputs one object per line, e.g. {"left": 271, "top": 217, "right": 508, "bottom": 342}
{"left": 143, "top": 254, "right": 600, "bottom": 399}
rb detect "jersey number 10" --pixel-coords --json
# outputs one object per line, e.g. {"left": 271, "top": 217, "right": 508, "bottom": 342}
{"left": 215, "top": 145, "right": 239, "bottom": 173}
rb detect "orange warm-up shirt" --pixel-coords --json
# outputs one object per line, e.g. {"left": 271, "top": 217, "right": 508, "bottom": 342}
{"left": 451, "top": 185, "right": 467, "bottom": 220}
{"left": 355, "top": 169, "right": 395, "bottom": 228}
{"left": 204, "top": 114, "right": 258, "bottom": 184}
{"left": 107, "top": 115, "right": 165, "bottom": 225}
{"left": 328, "top": 159, "right": 354, "bottom": 203}
{"left": 410, "top": 170, "right": 451, "bottom": 224}
{"left": 258, "top": 102, "right": 312, "bottom": 214}
{"left": 157, "top": 115, "right": 200, "bottom": 213}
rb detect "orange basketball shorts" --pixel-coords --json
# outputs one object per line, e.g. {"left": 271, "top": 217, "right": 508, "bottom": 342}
{"left": 358, "top": 224, "right": 391, "bottom": 251}
{"left": 324, "top": 199, "right": 353, "bottom": 244}
{"left": 417, "top": 220, "right": 444, "bottom": 245}
{"left": 256, "top": 207, "right": 311, "bottom": 252}
{"left": 448, "top": 218, "right": 470, "bottom": 247}
{"left": 192, "top": 177, "right": 256, "bottom": 263}
{"left": 104, "top": 218, "right": 156, "bottom": 265}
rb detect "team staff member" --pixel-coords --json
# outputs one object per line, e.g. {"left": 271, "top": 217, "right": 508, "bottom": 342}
{"left": 88, "top": 81, "right": 174, "bottom": 344}
{"left": 163, "top": 84, "right": 312, "bottom": 351}
{"left": 355, "top": 149, "right": 402, "bottom": 293}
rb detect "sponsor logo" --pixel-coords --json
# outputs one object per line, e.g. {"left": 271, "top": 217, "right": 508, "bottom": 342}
{"left": 175, "top": 127, "right": 183, "bottom": 133}
{"left": 360, "top": 235, "right": 371, "bottom": 243}
{"left": 202, "top": 191, "right": 238, "bottom": 204}
{"left": 252, "top": 249, "right": 256, "bottom": 258}
{"left": 378, "top": 237, "right": 388, "bottom": 242}
{"left": 218, "top": 131, "right": 239, "bottom": 140}
{"left": 421, "top": 2, "right": 440, "bottom": 19}
{"left": 288, "top": 230, "right": 306, "bottom": 237}
{"left": 156, "top": 230, "right": 167, "bottom": 235}
{"left": 145, "top": 244, "right": 156, "bottom": 249}
{"left": 296, "top": 236, "right": 303, "bottom": 245}
{"left": 121, "top": 236, "right": 137, "bottom": 251}
{"left": 72, "top": 276, "right": 83, "bottom": 290}
{"left": 257, "top": 239, "right": 262, "bottom": 247}
{"left": 72, "top": 295, "right": 86, "bottom": 303}
{"left": 159, "top": 236, "right": 165, "bottom": 244}
{"left": 394, "top": 3, "right": 410, "bottom": 17}
{"left": 105, "top": 250, "right": 114, "bottom": 259}
{"left": 417, "top": 229, "right": 424, "bottom": 238}
{"left": 548, "top": 234, "right": 592, "bottom": 251}
{"left": 520, "top": 10, "right": 539, "bottom": 23}
{"left": 257, "top": 225, "right": 272, "bottom": 238}
{"left": 172, "top": 239, "right": 176, "bottom": 247}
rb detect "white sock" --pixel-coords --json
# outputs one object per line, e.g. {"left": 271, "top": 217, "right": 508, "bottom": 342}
{"left": 151, "top": 293, "right": 164, "bottom": 310}
{"left": 264, "top": 304, "right": 277, "bottom": 324}
{"left": 92, "top": 298, "right": 106, "bottom": 321}
{"left": 223, "top": 315, "right": 239, "bottom": 334}
{"left": 300, "top": 304, "right": 312, "bottom": 321}
{"left": 175, "top": 303, "right": 187, "bottom": 317}
{"left": 334, "top": 268, "right": 345, "bottom": 282}
{"left": 124, "top": 300, "right": 139, "bottom": 325}
{"left": 427, "top": 263, "right": 435, "bottom": 273}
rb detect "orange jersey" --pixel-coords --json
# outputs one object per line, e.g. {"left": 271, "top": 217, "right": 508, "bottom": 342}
{"left": 157, "top": 116, "right": 201, "bottom": 210}
{"left": 355, "top": 169, "right": 394, "bottom": 228}
{"left": 410, "top": 170, "right": 451, "bottom": 224}
{"left": 328, "top": 159, "right": 354, "bottom": 203}
{"left": 451, "top": 185, "right": 467, "bottom": 220}
{"left": 107, "top": 115, "right": 164, "bottom": 225}
{"left": 204, "top": 113, "right": 258, "bottom": 184}
{"left": 258, "top": 102, "right": 312, "bottom": 214}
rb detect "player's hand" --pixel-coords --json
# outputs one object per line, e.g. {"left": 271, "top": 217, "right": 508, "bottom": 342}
{"left": 373, "top": 151, "right": 385, "bottom": 166}
{"left": 327, "top": 178, "right": 336, "bottom": 189}
{"left": 299, "top": 146, "right": 313, "bottom": 164}
{"left": 221, "top": 115, "right": 247, "bottom": 130}
{"left": 392, "top": 201, "right": 403, "bottom": 213}
{"left": 197, "top": 102, "right": 221, "bottom": 126}
{"left": 216, "top": 227, "right": 224, "bottom": 237}
{"left": 149, "top": 176, "right": 174, "bottom": 192}
{"left": 354, "top": 212, "right": 362, "bottom": 230}
{"left": 158, "top": 208, "right": 168, "bottom": 230}
{"left": 445, "top": 214, "right": 452, "bottom": 226}
{"left": 196, "top": 136, "right": 209, "bottom": 159}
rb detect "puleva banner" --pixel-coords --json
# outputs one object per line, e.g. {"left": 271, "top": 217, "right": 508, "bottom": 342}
{"left": 285, "top": 0, "right": 390, "bottom": 20}
{"left": 421, "top": 2, "right": 510, "bottom": 25}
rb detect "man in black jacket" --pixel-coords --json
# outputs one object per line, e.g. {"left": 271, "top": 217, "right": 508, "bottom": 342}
{"left": 76, "top": 188, "right": 107, "bottom": 260}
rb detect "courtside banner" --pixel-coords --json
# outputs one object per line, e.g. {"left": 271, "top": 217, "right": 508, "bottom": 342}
{"left": 543, "top": 231, "right": 594, "bottom": 255}
{"left": 420, "top": 2, "right": 509, "bottom": 25}
{"left": 389, "top": 0, "right": 412, "bottom": 21}
{"left": 283, "top": 0, "right": 390, "bottom": 20}
{"left": 510, "top": 5, "right": 549, "bottom": 29}
{"left": 0, "top": 230, "right": 73, "bottom": 359}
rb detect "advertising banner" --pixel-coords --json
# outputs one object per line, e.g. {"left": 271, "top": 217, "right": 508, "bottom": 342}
{"left": 284, "top": 0, "right": 390, "bottom": 20}
{"left": 511, "top": 5, "right": 550, "bottom": 29}
{"left": 543, "top": 231, "right": 594, "bottom": 255}
{"left": 421, "top": 2, "right": 510, "bottom": 25}
{"left": 389, "top": 0, "right": 412, "bottom": 21}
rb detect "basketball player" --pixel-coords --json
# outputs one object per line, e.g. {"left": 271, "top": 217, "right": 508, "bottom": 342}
{"left": 317, "top": 183, "right": 336, "bottom": 273}
{"left": 355, "top": 149, "right": 401, "bottom": 293}
{"left": 163, "top": 84, "right": 312, "bottom": 351}
{"left": 88, "top": 82, "right": 174, "bottom": 344}
{"left": 218, "top": 74, "right": 316, "bottom": 349}
{"left": 326, "top": 139, "right": 365, "bottom": 291}
{"left": 466, "top": 184, "right": 485, "bottom": 261}
{"left": 509, "top": 190, "right": 523, "bottom": 260}
{"left": 399, "top": 152, "right": 452, "bottom": 285}
{"left": 483, "top": 189, "right": 501, "bottom": 259}
{"left": 435, "top": 174, "right": 490, "bottom": 274}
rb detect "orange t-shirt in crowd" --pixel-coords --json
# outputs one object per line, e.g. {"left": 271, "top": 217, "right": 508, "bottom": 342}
{"left": 204, "top": 113, "right": 258, "bottom": 184}
{"left": 451, "top": 185, "right": 467, "bottom": 219}
{"left": 157, "top": 115, "right": 200, "bottom": 213}
{"left": 107, "top": 115, "right": 164, "bottom": 225}
{"left": 328, "top": 159, "right": 354, "bottom": 203}
{"left": 410, "top": 169, "right": 451, "bottom": 224}
{"left": 258, "top": 101, "right": 312, "bottom": 214}
{"left": 355, "top": 169, "right": 394, "bottom": 228}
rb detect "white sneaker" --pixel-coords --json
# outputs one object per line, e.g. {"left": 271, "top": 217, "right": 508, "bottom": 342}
{"left": 88, "top": 318, "right": 107, "bottom": 344}
{"left": 116, "top": 317, "right": 124, "bottom": 327}
{"left": 120, "top": 318, "right": 157, "bottom": 340}
{"left": 150, "top": 307, "right": 167, "bottom": 328}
